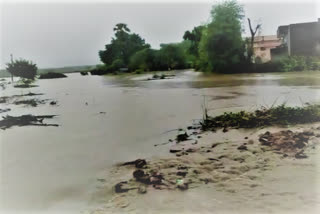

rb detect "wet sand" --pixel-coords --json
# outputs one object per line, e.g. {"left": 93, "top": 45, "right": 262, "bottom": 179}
{"left": 90, "top": 124, "right": 320, "bottom": 214}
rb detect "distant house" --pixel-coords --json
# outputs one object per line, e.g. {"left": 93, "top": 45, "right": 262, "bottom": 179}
{"left": 253, "top": 35, "right": 282, "bottom": 63}
{"left": 277, "top": 18, "right": 320, "bottom": 56}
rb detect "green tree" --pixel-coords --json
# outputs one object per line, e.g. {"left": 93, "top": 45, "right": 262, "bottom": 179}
{"left": 6, "top": 58, "right": 37, "bottom": 80}
{"left": 183, "top": 25, "right": 205, "bottom": 57}
{"left": 157, "top": 43, "right": 187, "bottom": 70}
{"left": 99, "top": 23, "right": 150, "bottom": 70}
{"left": 129, "top": 48, "right": 156, "bottom": 71}
{"left": 198, "top": 0, "right": 246, "bottom": 73}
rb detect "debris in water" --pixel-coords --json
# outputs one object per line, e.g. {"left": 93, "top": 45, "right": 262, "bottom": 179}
{"left": 114, "top": 181, "right": 136, "bottom": 193}
{"left": 80, "top": 71, "right": 88, "bottom": 76}
{"left": 259, "top": 130, "right": 314, "bottom": 157}
{"left": 0, "top": 108, "right": 11, "bottom": 113}
{"left": 237, "top": 145, "right": 248, "bottom": 151}
{"left": 13, "top": 99, "right": 47, "bottom": 107}
{"left": 0, "top": 93, "right": 44, "bottom": 104}
{"left": 138, "top": 185, "right": 147, "bottom": 194}
{"left": 121, "top": 159, "right": 147, "bottom": 168}
{"left": 0, "top": 114, "right": 58, "bottom": 130}
{"left": 176, "top": 131, "right": 189, "bottom": 142}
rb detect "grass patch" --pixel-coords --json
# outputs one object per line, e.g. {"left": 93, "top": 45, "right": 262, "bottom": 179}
{"left": 201, "top": 104, "right": 320, "bottom": 130}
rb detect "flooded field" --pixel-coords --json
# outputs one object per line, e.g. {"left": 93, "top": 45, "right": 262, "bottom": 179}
{"left": 1, "top": 70, "right": 320, "bottom": 213}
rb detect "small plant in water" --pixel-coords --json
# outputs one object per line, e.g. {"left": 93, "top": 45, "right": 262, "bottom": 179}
{"left": 153, "top": 74, "right": 160, "bottom": 79}
{"left": 201, "top": 95, "right": 209, "bottom": 122}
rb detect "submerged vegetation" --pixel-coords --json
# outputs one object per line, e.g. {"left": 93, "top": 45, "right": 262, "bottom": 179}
{"left": 201, "top": 104, "right": 320, "bottom": 130}
{"left": 13, "top": 99, "right": 47, "bottom": 107}
{"left": 147, "top": 73, "right": 175, "bottom": 80}
{"left": 0, "top": 92, "right": 44, "bottom": 104}
{"left": 0, "top": 115, "right": 58, "bottom": 130}
{"left": 39, "top": 72, "right": 67, "bottom": 79}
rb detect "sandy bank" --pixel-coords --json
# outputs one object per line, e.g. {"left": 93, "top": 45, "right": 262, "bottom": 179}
{"left": 88, "top": 123, "right": 320, "bottom": 214}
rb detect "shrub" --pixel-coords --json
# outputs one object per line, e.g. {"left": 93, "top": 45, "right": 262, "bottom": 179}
{"left": 278, "top": 56, "right": 320, "bottom": 72}
{"left": 39, "top": 72, "right": 67, "bottom": 79}
{"left": 254, "top": 56, "right": 320, "bottom": 73}
{"left": 90, "top": 64, "right": 113, "bottom": 75}
{"left": 110, "top": 59, "right": 125, "bottom": 71}
{"left": 129, "top": 48, "right": 156, "bottom": 71}
{"left": 6, "top": 58, "right": 37, "bottom": 80}
{"left": 201, "top": 104, "right": 320, "bottom": 130}
{"left": 134, "top": 69, "right": 144, "bottom": 74}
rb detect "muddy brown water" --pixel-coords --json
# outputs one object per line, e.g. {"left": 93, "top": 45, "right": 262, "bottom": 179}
{"left": 1, "top": 70, "right": 320, "bottom": 213}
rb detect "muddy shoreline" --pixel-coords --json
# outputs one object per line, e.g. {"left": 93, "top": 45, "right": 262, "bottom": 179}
{"left": 90, "top": 122, "right": 320, "bottom": 214}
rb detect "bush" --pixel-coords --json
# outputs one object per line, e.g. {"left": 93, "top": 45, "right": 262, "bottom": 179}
{"left": 277, "top": 56, "right": 320, "bottom": 72}
{"left": 129, "top": 48, "right": 156, "bottom": 71}
{"left": 201, "top": 104, "right": 320, "bottom": 130}
{"left": 134, "top": 69, "right": 144, "bottom": 74}
{"left": 39, "top": 72, "right": 67, "bottom": 79}
{"left": 90, "top": 64, "right": 112, "bottom": 75}
{"left": 110, "top": 59, "right": 125, "bottom": 71}
{"left": 6, "top": 58, "right": 37, "bottom": 80}
{"left": 254, "top": 61, "right": 282, "bottom": 73}
{"left": 157, "top": 43, "right": 188, "bottom": 70}
{"left": 253, "top": 56, "right": 320, "bottom": 73}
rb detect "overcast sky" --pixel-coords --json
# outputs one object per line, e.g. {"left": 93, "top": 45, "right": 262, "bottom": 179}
{"left": 1, "top": 0, "right": 319, "bottom": 69}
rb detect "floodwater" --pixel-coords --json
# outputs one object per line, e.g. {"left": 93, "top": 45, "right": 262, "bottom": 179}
{"left": 1, "top": 70, "right": 320, "bottom": 214}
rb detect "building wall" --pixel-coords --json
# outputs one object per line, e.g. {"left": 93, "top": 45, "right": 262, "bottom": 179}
{"left": 253, "top": 36, "right": 282, "bottom": 63}
{"left": 288, "top": 21, "right": 320, "bottom": 56}
{"left": 254, "top": 47, "right": 271, "bottom": 63}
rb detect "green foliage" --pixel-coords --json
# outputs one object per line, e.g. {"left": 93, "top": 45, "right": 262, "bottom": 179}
{"left": 198, "top": 0, "right": 246, "bottom": 73}
{"left": 157, "top": 43, "right": 188, "bottom": 70}
{"left": 129, "top": 48, "right": 156, "bottom": 71}
{"left": 183, "top": 25, "right": 205, "bottom": 58}
{"left": 128, "top": 42, "right": 190, "bottom": 72}
{"left": 201, "top": 104, "right": 320, "bottom": 130}
{"left": 90, "top": 64, "right": 113, "bottom": 75}
{"left": 6, "top": 58, "right": 37, "bottom": 80}
{"left": 99, "top": 23, "right": 150, "bottom": 69}
{"left": 254, "top": 56, "right": 320, "bottom": 73}
{"left": 278, "top": 56, "right": 320, "bottom": 72}
{"left": 98, "top": 23, "right": 193, "bottom": 74}
{"left": 111, "top": 59, "right": 125, "bottom": 71}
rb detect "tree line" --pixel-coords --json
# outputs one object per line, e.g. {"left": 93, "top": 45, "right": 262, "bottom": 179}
{"left": 96, "top": 0, "right": 251, "bottom": 74}
{"left": 5, "top": 0, "right": 320, "bottom": 79}
{"left": 95, "top": 23, "right": 192, "bottom": 75}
